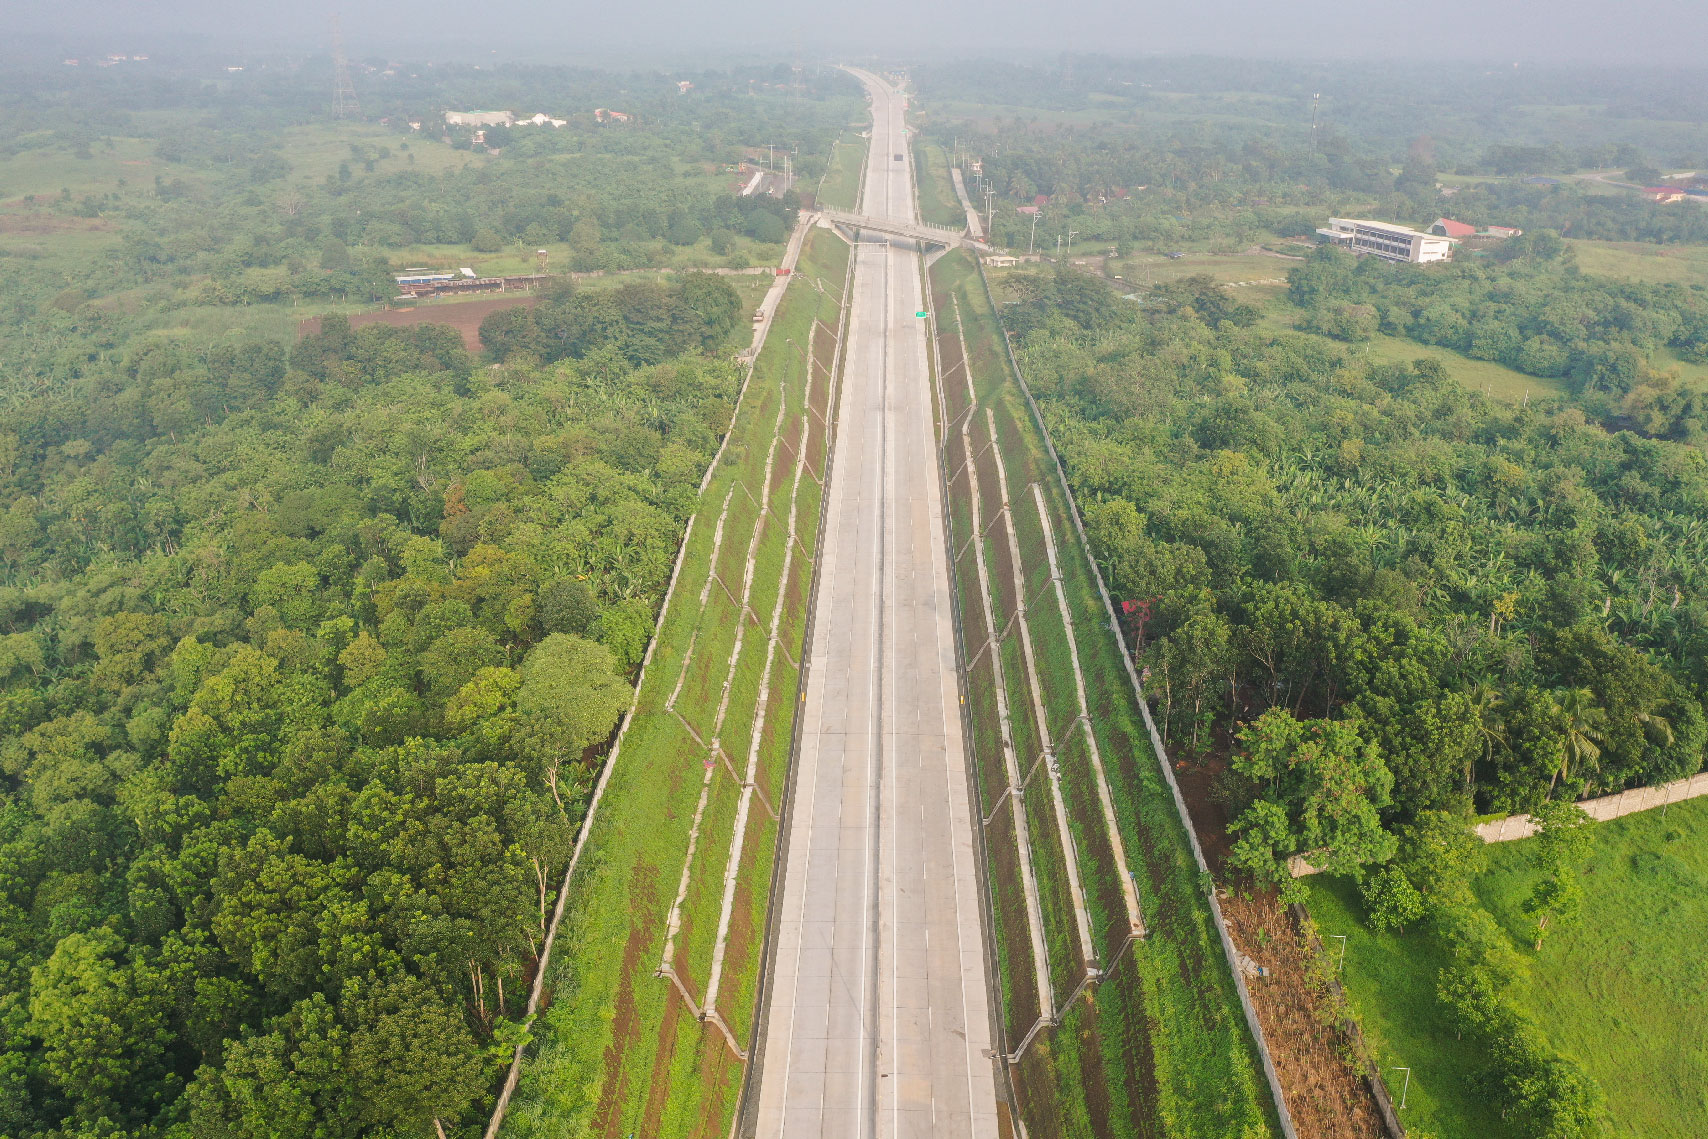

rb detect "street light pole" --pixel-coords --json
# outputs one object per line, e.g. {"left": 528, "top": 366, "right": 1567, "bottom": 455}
{"left": 1390, "top": 1067, "right": 1411, "bottom": 1110}
{"left": 1330, "top": 934, "right": 1348, "bottom": 973}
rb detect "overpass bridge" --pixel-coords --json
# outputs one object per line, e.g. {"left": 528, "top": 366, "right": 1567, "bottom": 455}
{"left": 817, "top": 206, "right": 994, "bottom": 254}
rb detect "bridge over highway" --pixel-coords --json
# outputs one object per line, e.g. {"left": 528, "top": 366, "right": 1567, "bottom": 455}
{"left": 817, "top": 206, "right": 993, "bottom": 254}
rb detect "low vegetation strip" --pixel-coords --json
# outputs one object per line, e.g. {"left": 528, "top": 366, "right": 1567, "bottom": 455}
{"left": 928, "top": 249, "right": 1281, "bottom": 1138}
{"left": 499, "top": 226, "right": 851, "bottom": 1139}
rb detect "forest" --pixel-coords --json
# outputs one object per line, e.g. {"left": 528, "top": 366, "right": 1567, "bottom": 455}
{"left": 1007, "top": 267, "right": 1708, "bottom": 825}
{"left": 0, "top": 307, "right": 746, "bottom": 1133}
{"left": 0, "top": 49, "right": 836, "bottom": 1138}
{"left": 1287, "top": 241, "right": 1708, "bottom": 437}
{"left": 1003, "top": 265, "right": 1708, "bottom": 1134}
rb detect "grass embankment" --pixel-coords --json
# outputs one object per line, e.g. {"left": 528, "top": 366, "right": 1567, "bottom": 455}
{"left": 814, "top": 135, "right": 867, "bottom": 210}
{"left": 501, "top": 227, "right": 852, "bottom": 1139}
{"left": 930, "top": 248, "right": 1278, "bottom": 1138}
{"left": 913, "top": 141, "right": 963, "bottom": 227}
{"left": 1305, "top": 795, "right": 1708, "bottom": 1139}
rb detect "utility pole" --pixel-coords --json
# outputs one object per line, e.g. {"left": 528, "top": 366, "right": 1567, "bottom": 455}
{"left": 1066, "top": 228, "right": 1079, "bottom": 258}
{"left": 331, "top": 14, "right": 360, "bottom": 120}
{"left": 1028, "top": 209, "right": 1041, "bottom": 254}
{"left": 983, "top": 187, "right": 995, "bottom": 233}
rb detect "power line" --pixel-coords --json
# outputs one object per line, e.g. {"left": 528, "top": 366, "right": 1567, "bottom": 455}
{"left": 331, "top": 15, "right": 360, "bottom": 120}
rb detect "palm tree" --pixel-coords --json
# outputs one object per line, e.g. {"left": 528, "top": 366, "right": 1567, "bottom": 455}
{"left": 1552, "top": 687, "right": 1606, "bottom": 796}
{"left": 1466, "top": 682, "right": 1505, "bottom": 791}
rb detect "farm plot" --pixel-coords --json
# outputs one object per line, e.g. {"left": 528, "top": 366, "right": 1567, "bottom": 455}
{"left": 927, "top": 249, "right": 1279, "bottom": 1139}
{"left": 501, "top": 228, "right": 852, "bottom": 1139}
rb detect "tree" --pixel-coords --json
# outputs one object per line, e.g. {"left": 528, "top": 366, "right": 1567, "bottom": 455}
{"left": 538, "top": 577, "right": 599, "bottom": 636}
{"left": 1523, "top": 799, "right": 1592, "bottom": 950}
{"left": 479, "top": 305, "right": 543, "bottom": 361}
{"left": 1550, "top": 688, "right": 1605, "bottom": 796}
{"left": 515, "top": 634, "right": 631, "bottom": 814}
{"left": 1229, "top": 708, "right": 1397, "bottom": 884}
{"left": 1360, "top": 863, "right": 1424, "bottom": 933}
{"left": 28, "top": 929, "right": 172, "bottom": 1121}
{"left": 343, "top": 973, "right": 487, "bottom": 1135}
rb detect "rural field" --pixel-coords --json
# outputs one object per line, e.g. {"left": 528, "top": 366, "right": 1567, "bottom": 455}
{"left": 1305, "top": 796, "right": 1708, "bottom": 1139}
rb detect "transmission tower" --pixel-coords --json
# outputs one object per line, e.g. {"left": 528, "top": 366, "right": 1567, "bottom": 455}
{"left": 331, "top": 15, "right": 360, "bottom": 120}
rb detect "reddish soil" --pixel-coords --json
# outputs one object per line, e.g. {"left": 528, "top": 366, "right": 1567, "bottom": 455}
{"left": 296, "top": 293, "right": 537, "bottom": 352}
{"left": 634, "top": 994, "right": 688, "bottom": 1138}
{"left": 804, "top": 414, "right": 826, "bottom": 482}
{"left": 966, "top": 658, "right": 1007, "bottom": 812}
{"left": 984, "top": 807, "right": 1042, "bottom": 1037}
{"left": 755, "top": 659, "right": 798, "bottom": 805}
{"left": 1221, "top": 889, "right": 1387, "bottom": 1138}
{"left": 987, "top": 515, "right": 1019, "bottom": 628}
{"left": 1174, "top": 751, "right": 1235, "bottom": 876}
{"left": 712, "top": 812, "right": 770, "bottom": 1029}
{"left": 590, "top": 862, "right": 663, "bottom": 1137}
{"left": 0, "top": 209, "right": 115, "bottom": 236}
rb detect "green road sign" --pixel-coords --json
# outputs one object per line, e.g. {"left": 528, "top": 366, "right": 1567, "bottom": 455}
{"left": 916, "top": 311, "right": 927, "bottom": 317}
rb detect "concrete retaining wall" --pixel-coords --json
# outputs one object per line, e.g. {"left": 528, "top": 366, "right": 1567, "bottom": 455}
{"left": 1289, "top": 769, "right": 1708, "bottom": 877}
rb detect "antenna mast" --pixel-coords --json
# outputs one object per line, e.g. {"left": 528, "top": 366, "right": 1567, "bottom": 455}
{"left": 332, "top": 15, "right": 360, "bottom": 120}
{"left": 1310, "top": 92, "right": 1320, "bottom": 154}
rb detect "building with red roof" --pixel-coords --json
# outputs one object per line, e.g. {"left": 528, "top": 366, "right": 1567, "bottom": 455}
{"left": 1430, "top": 218, "right": 1477, "bottom": 238}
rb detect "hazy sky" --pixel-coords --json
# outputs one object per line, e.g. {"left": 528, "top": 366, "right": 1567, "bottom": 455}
{"left": 14, "top": 0, "right": 1707, "bottom": 65}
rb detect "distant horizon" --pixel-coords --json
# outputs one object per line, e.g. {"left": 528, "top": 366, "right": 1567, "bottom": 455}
{"left": 10, "top": 34, "right": 1708, "bottom": 79}
{"left": 7, "top": 0, "right": 1707, "bottom": 69}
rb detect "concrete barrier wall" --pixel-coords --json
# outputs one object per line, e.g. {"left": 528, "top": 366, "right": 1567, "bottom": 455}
{"left": 1473, "top": 770, "right": 1708, "bottom": 843}
{"left": 1289, "top": 769, "right": 1708, "bottom": 877}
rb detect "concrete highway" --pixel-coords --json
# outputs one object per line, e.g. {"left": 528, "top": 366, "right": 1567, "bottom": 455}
{"left": 751, "top": 69, "right": 1000, "bottom": 1139}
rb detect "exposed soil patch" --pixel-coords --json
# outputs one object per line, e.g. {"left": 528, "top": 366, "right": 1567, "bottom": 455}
{"left": 296, "top": 293, "right": 537, "bottom": 351}
{"left": 1221, "top": 888, "right": 1387, "bottom": 1138}
{"left": 1174, "top": 752, "right": 1235, "bottom": 876}
{"left": 590, "top": 862, "right": 663, "bottom": 1136}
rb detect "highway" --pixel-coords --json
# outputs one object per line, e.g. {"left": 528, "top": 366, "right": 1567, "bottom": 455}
{"left": 750, "top": 69, "right": 1000, "bottom": 1139}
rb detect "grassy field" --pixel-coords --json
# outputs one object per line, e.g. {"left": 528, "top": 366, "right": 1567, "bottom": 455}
{"left": 0, "top": 136, "right": 188, "bottom": 202}
{"left": 1568, "top": 238, "right": 1708, "bottom": 285}
{"left": 931, "top": 249, "right": 1280, "bottom": 1139}
{"left": 277, "top": 122, "right": 485, "bottom": 184}
{"left": 1305, "top": 794, "right": 1708, "bottom": 1139}
{"left": 501, "top": 226, "right": 852, "bottom": 1139}
{"left": 1246, "top": 290, "right": 1569, "bottom": 404}
{"left": 1104, "top": 251, "right": 1297, "bottom": 285}
{"left": 814, "top": 135, "right": 866, "bottom": 210}
{"left": 913, "top": 141, "right": 963, "bottom": 227}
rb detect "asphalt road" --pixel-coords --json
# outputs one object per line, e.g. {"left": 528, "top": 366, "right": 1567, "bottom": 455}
{"left": 751, "top": 70, "right": 1000, "bottom": 1139}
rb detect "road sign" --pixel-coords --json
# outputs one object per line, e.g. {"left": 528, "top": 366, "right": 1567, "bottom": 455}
{"left": 916, "top": 311, "right": 927, "bottom": 317}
